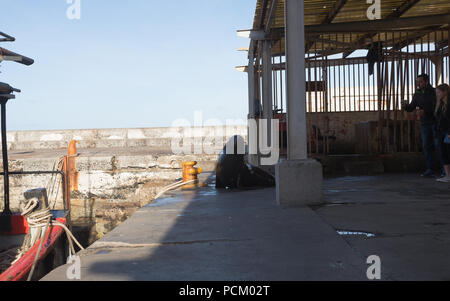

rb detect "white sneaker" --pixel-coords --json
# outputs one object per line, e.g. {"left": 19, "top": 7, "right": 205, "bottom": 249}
{"left": 437, "top": 176, "right": 450, "bottom": 183}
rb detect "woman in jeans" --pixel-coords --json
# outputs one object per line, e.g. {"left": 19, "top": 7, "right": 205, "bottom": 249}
{"left": 435, "top": 84, "right": 450, "bottom": 183}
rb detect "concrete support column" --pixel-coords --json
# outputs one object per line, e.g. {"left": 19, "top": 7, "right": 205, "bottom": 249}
{"left": 285, "top": 0, "right": 307, "bottom": 160}
{"left": 275, "top": 0, "right": 323, "bottom": 207}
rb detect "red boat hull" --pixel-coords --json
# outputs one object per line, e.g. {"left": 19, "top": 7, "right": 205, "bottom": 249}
{"left": 0, "top": 217, "right": 66, "bottom": 281}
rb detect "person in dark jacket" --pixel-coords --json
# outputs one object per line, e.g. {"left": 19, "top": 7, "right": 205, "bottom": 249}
{"left": 435, "top": 84, "right": 450, "bottom": 183}
{"left": 402, "top": 74, "right": 443, "bottom": 178}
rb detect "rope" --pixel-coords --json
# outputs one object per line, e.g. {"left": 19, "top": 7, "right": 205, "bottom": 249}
{"left": 27, "top": 216, "right": 50, "bottom": 281}
{"left": 0, "top": 198, "right": 85, "bottom": 281}
{"left": 47, "top": 157, "right": 65, "bottom": 210}
{"left": 12, "top": 198, "right": 53, "bottom": 265}
{"left": 1, "top": 157, "right": 65, "bottom": 275}
{"left": 1, "top": 177, "right": 198, "bottom": 278}
{"left": 153, "top": 179, "right": 198, "bottom": 200}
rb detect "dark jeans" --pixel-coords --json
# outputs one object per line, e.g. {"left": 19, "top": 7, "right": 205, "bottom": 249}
{"left": 420, "top": 124, "right": 444, "bottom": 171}
{"left": 437, "top": 131, "right": 450, "bottom": 166}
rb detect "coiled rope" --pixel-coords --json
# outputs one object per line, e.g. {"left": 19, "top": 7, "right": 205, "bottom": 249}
{"left": 4, "top": 197, "right": 85, "bottom": 281}
{"left": 1, "top": 156, "right": 65, "bottom": 276}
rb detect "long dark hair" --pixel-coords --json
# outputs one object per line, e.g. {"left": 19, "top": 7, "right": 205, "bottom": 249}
{"left": 436, "top": 84, "right": 449, "bottom": 114}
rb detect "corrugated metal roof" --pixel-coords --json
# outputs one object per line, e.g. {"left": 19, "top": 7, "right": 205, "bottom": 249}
{"left": 251, "top": 0, "right": 450, "bottom": 55}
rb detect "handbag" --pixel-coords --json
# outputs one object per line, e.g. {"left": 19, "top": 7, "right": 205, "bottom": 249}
{"left": 445, "top": 133, "right": 450, "bottom": 144}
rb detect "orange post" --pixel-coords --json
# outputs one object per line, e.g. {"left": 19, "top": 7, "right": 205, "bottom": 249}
{"left": 59, "top": 140, "right": 79, "bottom": 211}
{"left": 67, "top": 140, "right": 79, "bottom": 192}
{"left": 182, "top": 161, "right": 202, "bottom": 184}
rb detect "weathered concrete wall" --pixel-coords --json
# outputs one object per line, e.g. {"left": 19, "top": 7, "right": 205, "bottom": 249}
{"left": 308, "top": 111, "right": 379, "bottom": 154}
{"left": 0, "top": 154, "right": 218, "bottom": 210}
{"left": 0, "top": 125, "right": 248, "bottom": 243}
{"left": 4, "top": 117, "right": 376, "bottom": 155}
{"left": 2, "top": 126, "right": 248, "bottom": 151}
{"left": 0, "top": 153, "right": 218, "bottom": 241}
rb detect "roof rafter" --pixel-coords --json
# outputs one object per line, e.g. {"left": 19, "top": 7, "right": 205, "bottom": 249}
{"left": 258, "top": 0, "right": 270, "bottom": 29}
{"left": 392, "top": 25, "right": 446, "bottom": 50}
{"left": 306, "top": 13, "right": 450, "bottom": 33}
{"left": 343, "top": 0, "right": 422, "bottom": 57}
{"left": 306, "top": 0, "right": 349, "bottom": 51}
{"left": 264, "top": 0, "right": 279, "bottom": 32}
{"left": 0, "top": 31, "right": 15, "bottom": 42}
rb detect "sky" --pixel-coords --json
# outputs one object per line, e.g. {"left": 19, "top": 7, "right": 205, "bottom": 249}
{"left": 0, "top": 0, "right": 255, "bottom": 131}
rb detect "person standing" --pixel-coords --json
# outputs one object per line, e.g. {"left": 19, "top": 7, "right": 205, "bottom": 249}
{"left": 402, "top": 74, "right": 443, "bottom": 178}
{"left": 435, "top": 84, "right": 450, "bottom": 183}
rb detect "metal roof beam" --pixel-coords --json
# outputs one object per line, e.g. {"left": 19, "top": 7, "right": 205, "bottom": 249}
{"left": 390, "top": 0, "right": 422, "bottom": 18}
{"left": 306, "top": 0, "right": 349, "bottom": 52}
{"left": 343, "top": 0, "right": 421, "bottom": 57}
{"left": 324, "top": 0, "right": 349, "bottom": 24}
{"left": 237, "top": 29, "right": 267, "bottom": 40}
{"left": 392, "top": 26, "right": 445, "bottom": 50}
{"left": 0, "top": 31, "right": 15, "bottom": 42}
{"left": 305, "top": 13, "right": 450, "bottom": 33}
{"left": 258, "top": 0, "right": 270, "bottom": 29}
{"left": 0, "top": 47, "right": 34, "bottom": 66}
{"left": 264, "top": 0, "right": 278, "bottom": 32}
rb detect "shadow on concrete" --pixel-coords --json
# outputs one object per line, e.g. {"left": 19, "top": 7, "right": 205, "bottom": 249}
{"left": 65, "top": 170, "right": 368, "bottom": 281}
{"left": 43, "top": 172, "right": 450, "bottom": 281}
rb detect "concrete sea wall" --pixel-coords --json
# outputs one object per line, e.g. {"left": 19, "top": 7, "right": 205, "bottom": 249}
{"left": 2, "top": 126, "right": 248, "bottom": 151}
{"left": 0, "top": 125, "right": 247, "bottom": 242}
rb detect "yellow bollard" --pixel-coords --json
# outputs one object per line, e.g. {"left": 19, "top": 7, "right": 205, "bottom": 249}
{"left": 182, "top": 161, "right": 202, "bottom": 188}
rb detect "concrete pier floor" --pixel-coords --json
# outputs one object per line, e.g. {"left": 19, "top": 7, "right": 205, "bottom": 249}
{"left": 42, "top": 173, "right": 450, "bottom": 281}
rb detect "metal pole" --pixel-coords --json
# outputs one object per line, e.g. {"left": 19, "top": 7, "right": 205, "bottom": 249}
{"left": 262, "top": 40, "right": 273, "bottom": 147}
{"left": 1, "top": 98, "right": 10, "bottom": 214}
{"left": 248, "top": 52, "right": 255, "bottom": 119}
